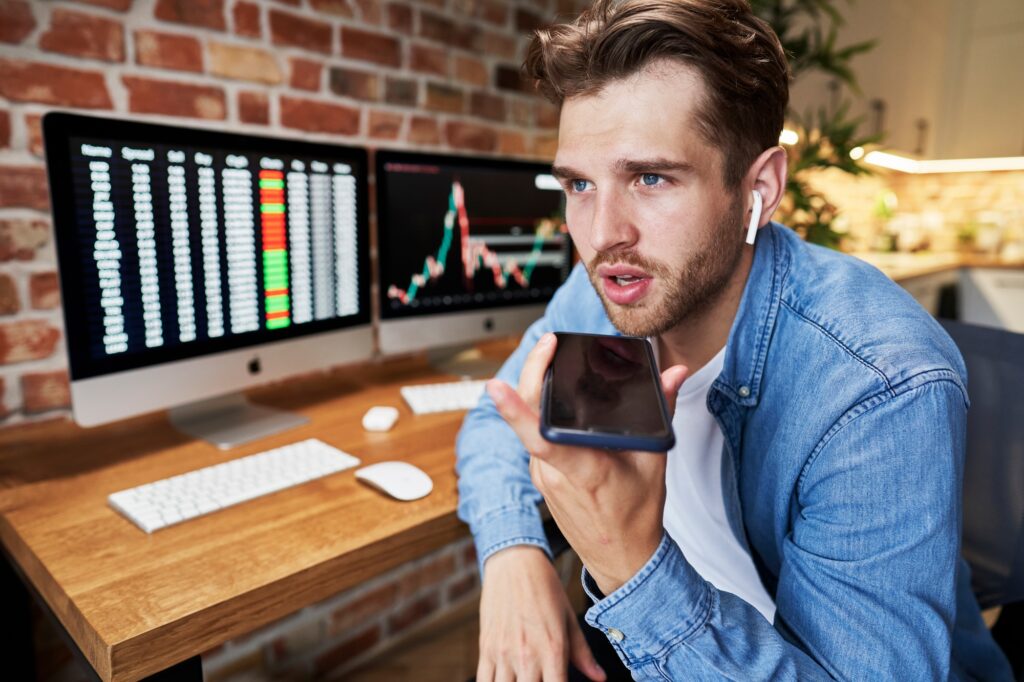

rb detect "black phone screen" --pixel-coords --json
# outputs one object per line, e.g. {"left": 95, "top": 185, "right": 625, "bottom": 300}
{"left": 546, "top": 333, "right": 670, "bottom": 437}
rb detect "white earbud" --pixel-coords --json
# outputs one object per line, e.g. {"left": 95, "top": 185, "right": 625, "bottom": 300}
{"left": 745, "top": 190, "right": 763, "bottom": 245}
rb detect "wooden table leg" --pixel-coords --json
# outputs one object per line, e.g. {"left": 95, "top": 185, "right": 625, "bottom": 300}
{"left": 1, "top": 549, "right": 36, "bottom": 681}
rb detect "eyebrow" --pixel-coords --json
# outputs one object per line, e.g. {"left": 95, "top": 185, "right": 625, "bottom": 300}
{"left": 550, "top": 157, "right": 696, "bottom": 180}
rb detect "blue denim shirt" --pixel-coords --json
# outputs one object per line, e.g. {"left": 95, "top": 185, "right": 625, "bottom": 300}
{"left": 456, "top": 223, "right": 1011, "bottom": 680}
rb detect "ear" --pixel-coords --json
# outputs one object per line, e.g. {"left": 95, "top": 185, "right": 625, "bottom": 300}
{"left": 745, "top": 146, "right": 787, "bottom": 230}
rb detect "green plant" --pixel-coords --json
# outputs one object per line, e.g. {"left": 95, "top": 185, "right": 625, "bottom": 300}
{"left": 750, "top": 0, "right": 881, "bottom": 247}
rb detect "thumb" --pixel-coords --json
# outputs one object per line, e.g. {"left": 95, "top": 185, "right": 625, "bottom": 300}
{"left": 660, "top": 364, "right": 689, "bottom": 416}
{"left": 567, "top": 614, "right": 607, "bottom": 681}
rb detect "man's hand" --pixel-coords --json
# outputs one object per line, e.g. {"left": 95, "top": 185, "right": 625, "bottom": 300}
{"left": 487, "top": 333, "right": 687, "bottom": 595}
{"left": 477, "top": 545, "right": 607, "bottom": 682}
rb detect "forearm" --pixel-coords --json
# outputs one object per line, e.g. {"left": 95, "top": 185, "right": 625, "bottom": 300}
{"left": 581, "top": 533, "right": 827, "bottom": 681}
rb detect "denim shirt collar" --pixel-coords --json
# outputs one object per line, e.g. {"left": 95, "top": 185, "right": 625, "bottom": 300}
{"left": 713, "top": 222, "right": 790, "bottom": 407}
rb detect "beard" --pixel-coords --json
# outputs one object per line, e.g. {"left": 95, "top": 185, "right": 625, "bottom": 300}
{"left": 586, "top": 198, "right": 746, "bottom": 337}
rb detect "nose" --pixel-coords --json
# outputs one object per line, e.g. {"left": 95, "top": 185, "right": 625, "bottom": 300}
{"left": 587, "top": 186, "right": 638, "bottom": 254}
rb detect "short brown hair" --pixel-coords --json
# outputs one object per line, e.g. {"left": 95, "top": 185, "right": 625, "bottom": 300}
{"left": 523, "top": 0, "right": 789, "bottom": 189}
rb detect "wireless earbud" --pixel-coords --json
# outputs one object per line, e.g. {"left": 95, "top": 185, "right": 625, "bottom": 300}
{"left": 745, "top": 190, "right": 762, "bottom": 245}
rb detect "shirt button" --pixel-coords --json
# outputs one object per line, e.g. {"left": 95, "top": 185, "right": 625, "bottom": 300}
{"left": 607, "top": 627, "right": 625, "bottom": 642}
{"left": 738, "top": 385, "right": 751, "bottom": 398}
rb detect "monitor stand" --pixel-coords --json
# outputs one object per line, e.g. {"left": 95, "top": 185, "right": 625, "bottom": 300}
{"left": 168, "top": 393, "right": 309, "bottom": 450}
{"left": 426, "top": 344, "right": 504, "bottom": 379}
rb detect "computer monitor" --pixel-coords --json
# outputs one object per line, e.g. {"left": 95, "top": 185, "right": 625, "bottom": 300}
{"left": 375, "top": 150, "right": 571, "bottom": 370}
{"left": 43, "top": 113, "right": 372, "bottom": 447}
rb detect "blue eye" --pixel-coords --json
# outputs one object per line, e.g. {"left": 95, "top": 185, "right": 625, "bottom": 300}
{"left": 571, "top": 179, "right": 590, "bottom": 192}
{"left": 640, "top": 173, "right": 662, "bottom": 186}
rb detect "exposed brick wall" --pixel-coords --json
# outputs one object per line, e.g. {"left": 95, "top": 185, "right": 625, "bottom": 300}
{"left": 1, "top": 1, "right": 582, "bottom": 679}
{"left": 0, "top": 0, "right": 577, "bottom": 425}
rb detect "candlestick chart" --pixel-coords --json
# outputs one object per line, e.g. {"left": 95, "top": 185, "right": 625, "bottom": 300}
{"left": 386, "top": 178, "right": 568, "bottom": 309}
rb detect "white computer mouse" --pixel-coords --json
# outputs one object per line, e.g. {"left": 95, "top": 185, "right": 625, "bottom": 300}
{"left": 355, "top": 461, "right": 433, "bottom": 501}
{"left": 362, "top": 405, "right": 399, "bottom": 432}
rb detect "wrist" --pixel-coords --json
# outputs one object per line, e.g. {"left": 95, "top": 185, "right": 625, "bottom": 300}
{"left": 483, "top": 544, "right": 551, "bottom": 578}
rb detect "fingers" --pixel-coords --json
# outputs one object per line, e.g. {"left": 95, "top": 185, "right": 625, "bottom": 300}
{"left": 517, "top": 332, "right": 558, "bottom": 411}
{"left": 567, "top": 616, "right": 607, "bottom": 682}
{"left": 659, "top": 364, "right": 689, "bottom": 416}
{"left": 476, "top": 655, "right": 495, "bottom": 682}
{"left": 487, "top": 379, "right": 546, "bottom": 454}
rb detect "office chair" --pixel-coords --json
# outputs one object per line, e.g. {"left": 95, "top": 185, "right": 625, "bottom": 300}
{"left": 940, "top": 319, "right": 1024, "bottom": 675}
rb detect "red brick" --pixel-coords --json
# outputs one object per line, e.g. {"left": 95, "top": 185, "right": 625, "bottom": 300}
{"left": 238, "top": 91, "right": 269, "bottom": 125}
{"left": 328, "top": 67, "right": 379, "bottom": 102}
{"left": 271, "top": 0, "right": 300, "bottom": 5}
{"left": 516, "top": 8, "right": 545, "bottom": 32}
{"left": 70, "top": 0, "right": 133, "bottom": 10}
{"left": 267, "top": 619, "right": 322, "bottom": 664}
{"left": 0, "top": 0, "right": 35, "bottom": 44}
{"left": 314, "top": 626, "right": 380, "bottom": 678}
{"left": 154, "top": 0, "right": 226, "bottom": 31}
{"left": 232, "top": 1, "right": 261, "bottom": 38}
{"left": 0, "top": 377, "right": 6, "bottom": 419}
{"left": 396, "top": 554, "right": 456, "bottom": 599}
{"left": 384, "top": 77, "right": 417, "bottom": 107}
{"left": 0, "top": 320, "right": 60, "bottom": 365}
{"left": 0, "top": 110, "right": 9, "bottom": 148}
{"left": 0, "top": 274, "right": 18, "bottom": 316}
{"left": 498, "top": 130, "right": 526, "bottom": 156}
{"left": 471, "top": 91, "right": 505, "bottom": 121}
{"left": 21, "top": 370, "right": 71, "bottom": 413}
{"left": 290, "top": 58, "right": 322, "bottom": 91}
{"left": 25, "top": 114, "right": 43, "bottom": 157}
{"left": 340, "top": 27, "right": 400, "bottom": 67}
{"left": 476, "top": 29, "right": 517, "bottom": 59}
{"left": 461, "top": 542, "right": 477, "bottom": 568}
{"left": 510, "top": 98, "right": 532, "bottom": 126}
{"left": 408, "top": 116, "right": 439, "bottom": 145}
{"left": 454, "top": 56, "right": 488, "bottom": 88}
{"left": 446, "top": 573, "right": 479, "bottom": 602}
{"left": 386, "top": 592, "right": 440, "bottom": 634}
{"left": 409, "top": 43, "right": 447, "bottom": 76}
{"left": 124, "top": 77, "right": 226, "bottom": 119}
{"left": 424, "top": 83, "right": 463, "bottom": 114}
{"left": 39, "top": 9, "right": 124, "bottom": 62}
{"left": 269, "top": 9, "right": 331, "bottom": 54}
{"left": 353, "top": 0, "right": 382, "bottom": 23}
{"left": 533, "top": 133, "right": 557, "bottom": 159}
{"left": 496, "top": 64, "right": 531, "bottom": 93}
{"left": 535, "top": 101, "right": 559, "bottom": 128}
{"left": 0, "top": 166, "right": 49, "bottom": 211}
{"left": 280, "top": 96, "right": 359, "bottom": 135}
{"left": 308, "top": 0, "right": 354, "bottom": 17}
{"left": 0, "top": 219, "right": 49, "bottom": 261}
{"left": 419, "top": 12, "right": 473, "bottom": 49}
{"left": 328, "top": 582, "right": 397, "bottom": 635}
{"left": 209, "top": 42, "right": 282, "bottom": 84}
{"left": 29, "top": 272, "right": 59, "bottom": 310}
{"left": 368, "top": 110, "right": 402, "bottom": 140}
{"left": 0, "top": 59, "right": 112, "bottom": 109}
{"left": 134, "top": 30, "right": 203, "bottom": 73}
{"left": 479, "top": 0, "right": 508, "bottom": 26}
{"left": 386, "top": 4, "right": 412, "bottom": 34}
{"left": 446, "top": 121, "right": 498, "bottom": 152}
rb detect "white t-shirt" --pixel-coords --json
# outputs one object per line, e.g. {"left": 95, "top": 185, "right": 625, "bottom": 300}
{"left": 661, "top": 345, "right": 776, "bottom": 622}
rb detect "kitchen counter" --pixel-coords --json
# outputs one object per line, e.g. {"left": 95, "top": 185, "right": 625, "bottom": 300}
{"left": 850, "top": 252, "right": 1024, "bottom": 282}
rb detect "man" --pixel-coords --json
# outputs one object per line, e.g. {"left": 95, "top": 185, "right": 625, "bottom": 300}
{"left": 456, "top": 0, "right": 1012, "bottom": 679}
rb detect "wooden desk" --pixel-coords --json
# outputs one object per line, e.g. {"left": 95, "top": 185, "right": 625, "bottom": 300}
{"left": 0, "top": 347, "right": 506, "bottom": 682}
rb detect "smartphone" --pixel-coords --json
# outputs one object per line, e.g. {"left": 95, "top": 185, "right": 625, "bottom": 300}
{"left": 539, "top": 332, "right": 675, "bottom": 452}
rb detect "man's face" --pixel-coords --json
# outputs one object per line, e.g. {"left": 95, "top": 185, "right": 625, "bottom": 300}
{"left": 553, "top": 60, "right": 746, "bottom": 337}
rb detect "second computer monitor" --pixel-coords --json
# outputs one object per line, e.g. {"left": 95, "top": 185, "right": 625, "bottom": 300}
{"left": 376, "top": 150, "right": 572, "bottom": 355}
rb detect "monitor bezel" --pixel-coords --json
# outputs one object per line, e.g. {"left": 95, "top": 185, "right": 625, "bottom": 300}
{"left": 43, "top": 112, "right": 373, "bottom": 382}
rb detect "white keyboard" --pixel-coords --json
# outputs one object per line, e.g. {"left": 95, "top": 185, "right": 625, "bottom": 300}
{"left": 108, "top": 438, "right": 360, "bottom": 533}
{"left": 400, "top": 379, "right": 488, "bottom": 414}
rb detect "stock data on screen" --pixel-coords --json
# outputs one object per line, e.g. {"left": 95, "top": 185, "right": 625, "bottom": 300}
{"left": 378, "top": 160, "right": 570, "bottom": 319}
{"left": 69, "top": 140, "right": 361, "bottom": 361}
